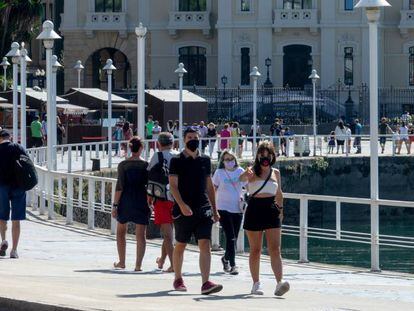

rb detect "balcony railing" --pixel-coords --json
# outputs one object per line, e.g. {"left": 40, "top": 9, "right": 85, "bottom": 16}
{"left": 167, "top": 11, "right": 211, "bottom": 37}
{"left": 399, "top": 10, "right": 414, "bottom": 36}
{"left": 85, "top": 12, "right": 127, "bottom": 37}
{"left": 273, "top": 9, "right": 318, "bottom": 33}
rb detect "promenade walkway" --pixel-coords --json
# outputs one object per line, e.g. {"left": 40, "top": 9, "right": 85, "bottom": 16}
{"left": 0, "top": 213, "right": 413, "bottom": 311}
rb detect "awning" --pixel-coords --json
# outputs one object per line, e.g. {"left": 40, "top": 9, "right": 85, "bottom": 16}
{"left": 56, "top": 103, "right": 89, "bottom": 115}
{"left": 112, "top": 103, "right": 137, "bottom": 108}
{"left": 0, "top": 103, "right": 29, "bottom": 109}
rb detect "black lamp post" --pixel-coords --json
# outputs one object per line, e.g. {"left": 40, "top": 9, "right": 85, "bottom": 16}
{"left": 221, "top": 75, "right": 228, "bottom": 99}
{"left": 345, "top": 78, "right": 354, "bottom": 122}
{"left": 264, "top": 58, "right": 273, "bottom": 88}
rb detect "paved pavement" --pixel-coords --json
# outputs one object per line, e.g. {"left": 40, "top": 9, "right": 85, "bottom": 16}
{"left": 0, "top": 213, "right": 413, "bottom": 311}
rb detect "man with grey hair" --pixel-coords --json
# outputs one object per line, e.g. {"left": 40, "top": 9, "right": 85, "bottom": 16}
{"left": 147, "top": 132, "right": 177, "bottom": 272}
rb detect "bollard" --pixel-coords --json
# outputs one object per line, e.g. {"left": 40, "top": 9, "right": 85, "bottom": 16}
{"left": 298, "top": 198, "right": 309, "bottom": 263}
{"left": 211, "top": 222, "right": 221, "bottom": 251}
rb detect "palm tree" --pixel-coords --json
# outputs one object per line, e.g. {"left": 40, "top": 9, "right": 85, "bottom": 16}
{"left": 0, "top": 0, "right": 43, "bottom": 57}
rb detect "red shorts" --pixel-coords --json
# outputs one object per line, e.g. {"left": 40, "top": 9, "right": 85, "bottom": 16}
{"left": 154, "top": 200, "right": 174, "bottom": 225}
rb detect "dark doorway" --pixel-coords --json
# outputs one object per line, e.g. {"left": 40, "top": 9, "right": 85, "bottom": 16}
{"left": 85, "top": 48, "right": 131, "bottom": 90}
{"left": 283, "top": 45, "right": 312, "bottom": 89}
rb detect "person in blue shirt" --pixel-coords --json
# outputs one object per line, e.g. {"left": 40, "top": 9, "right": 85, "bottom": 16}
{"left": 353, "top": 119, "right": 362, "bottom": 154}
{"left": 113, "top": 123, "right": 123, "bottom": 156}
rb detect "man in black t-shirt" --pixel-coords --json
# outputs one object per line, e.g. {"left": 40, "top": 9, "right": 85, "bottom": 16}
{"left": 169, "top": 128, "right": 222, "bottom": 295}
{"left": 0, "top": 130, "right": 28, "bottom": 259}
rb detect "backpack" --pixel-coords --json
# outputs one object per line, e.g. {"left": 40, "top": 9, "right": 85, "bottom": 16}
{"left": 14, "top": 152, "right": 38, "bottom": 191}
{"left": 147, "top": 152, "right": 170, "bottom": 201}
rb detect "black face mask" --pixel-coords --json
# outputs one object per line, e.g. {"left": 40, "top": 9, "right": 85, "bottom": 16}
{"left": 186, "top": 139, "right": 199, "bottom": 152}
{"left": 259, "top": 157, "right": 271, "bottom": 167}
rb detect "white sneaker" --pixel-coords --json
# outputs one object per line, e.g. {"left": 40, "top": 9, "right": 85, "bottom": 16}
{"left": 10, "top": 249, "right": 18, "bottom": 259}
{"left": 250, "top": 281, "right": 264, "bottom": 295}
{"left": 274, "top": 281, "right": 290, "bottom": 297}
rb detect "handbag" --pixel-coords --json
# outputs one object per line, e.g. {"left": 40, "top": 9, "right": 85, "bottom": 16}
{"left": 224, "top": 169, "right": 247, "bottom": 213}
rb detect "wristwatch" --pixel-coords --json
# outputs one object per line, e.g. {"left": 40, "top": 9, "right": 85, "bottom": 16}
{"left": 112, "top": 203, "right": 118, "bottom": 209}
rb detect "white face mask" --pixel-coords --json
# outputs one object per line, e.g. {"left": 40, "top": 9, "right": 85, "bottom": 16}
{"left": 224, "top": 160, "right": 235, "bottom": 170}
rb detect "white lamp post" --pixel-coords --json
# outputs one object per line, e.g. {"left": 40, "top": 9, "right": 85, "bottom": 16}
{"left": 355, "top": 0, "right": 391, "bottom": 272}
{"left": 51, "top": 55, "right": 62, "bottom": 170}
{"left": 250, "top": 66, "right": 261, "bottom": 156}
{"left": 135, "top": 23, "right": 147, "bottom": 139}
{"left": 1, "top": 57, "right": 10, "bottom": 91}
{"left": 20, "top": 43, "right": 32, "bottom": 149}
{"left": 36, "top": 20, "right": 61, "bottom": 220}
{"left": 74, "top": 60, "right": 84, "bottom": 90}
{"left": 103, "top": 59, "right": 116, "bottom": 168}
{"left": 6, "top": 42, "right": 20, "bottom": 143}
{"left": 174, "top": 63, "right": 187, "bottom": 150}
{"left": 309, "top": 69, "right": 320, "bottom": 157}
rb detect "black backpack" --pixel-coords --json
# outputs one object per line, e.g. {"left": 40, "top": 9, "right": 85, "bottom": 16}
{"left": 14, "top": 151, "right": 38, "bottom": 191}
{"left": 147, "top": 152, "right": 170, "bottom": 200}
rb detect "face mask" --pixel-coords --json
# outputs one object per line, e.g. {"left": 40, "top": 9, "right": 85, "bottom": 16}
{"left": 224, "top": 160, "right": 235, "bottom": 170}
{"left": 186, "top": 139, "right": 199, "bottom": 152}
{"left": 259, "top": 157, "right": 271, "bottom": 167}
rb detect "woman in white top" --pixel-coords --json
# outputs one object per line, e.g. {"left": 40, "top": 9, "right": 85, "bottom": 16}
{"left": 334, "top": 121, "right": 347, "bottom": 154}
{"left": 397, "top": 122, "right": 410, "bottom": 154}
{"left": 212, "top": 150, "right": 245, "bottom": 275}
{"left": 239, "top": 141, "right": 289, "bottom": 297}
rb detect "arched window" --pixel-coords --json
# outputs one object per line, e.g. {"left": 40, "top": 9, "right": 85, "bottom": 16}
{"left": 179, "top": 0, "right": 207, "bottom": 11}
{"left": 95, "top": 0, "right": 122, "bottom": 12}
{"left": 344, "top": 47, "right": 354, "bottom": 86}
{"left": 179, "top": 46, "right": 207, "bottom": 86}
{"left": 283, "top": 0, "right": 312, "bottom": 9}
{"left": 241, "top": 48, "right": 250, "bottom": 85}
{"left": 409, "top": 47, "right": 414, "bottom": 86}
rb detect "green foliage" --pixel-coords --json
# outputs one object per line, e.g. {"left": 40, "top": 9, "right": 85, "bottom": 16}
{"left": 312, "top": 157, "right": 329, "bottom": 172}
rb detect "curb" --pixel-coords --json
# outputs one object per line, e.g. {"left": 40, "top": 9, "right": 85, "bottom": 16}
{"left": 0, "top": 297, "right": 84, "bottom": 311}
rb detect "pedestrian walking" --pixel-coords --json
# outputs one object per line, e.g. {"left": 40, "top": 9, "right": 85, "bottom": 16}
{"left": 379, "top": 118, "right": 393, "bottom": 154}
{"left": 30, "top": 115, "right": 43, "bottom": 147}
{"left": 212, "top": 150, "right": 245, "bottom": 275}
{"left": 0, "top": 129, "right": 37, "bottom": 259}
{"left": 112, "top": 137, "right": 150, "bottom": 271}
{"left": 147, "top": 132, "right": 177, "bottom": 273}
{"left": 220, "top": 124, "right": 231, "bottom": 151}
{"left": 239, "top": 141, "right": 289, "bottom": 297}
{"left": 353, "top": 119, "right": 362, "bottom": 154}
{"left": 169, "top": 128, "right": 223, "bottom": 295}
{"left": 334, "top": 121, "right": 347, "bottom": 154}
{"left": 198, "top": 121, "right": 208, "bottom": 154}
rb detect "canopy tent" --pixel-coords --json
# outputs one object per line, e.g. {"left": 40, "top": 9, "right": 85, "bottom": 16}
{"left": 56, "top": 103, "right": 89, "bottom": 115}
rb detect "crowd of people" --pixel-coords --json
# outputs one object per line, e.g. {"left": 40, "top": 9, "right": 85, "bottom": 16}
{"left": 111, "top": 129, "right": 289, "bottom": 296}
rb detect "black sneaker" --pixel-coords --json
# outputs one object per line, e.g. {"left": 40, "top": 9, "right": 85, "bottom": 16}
{"left": 0, "top": 240, "right": 8, "bottom": 257}
{"left": 221, "top": 256, "right": 230, "bottom": 273}
{"left": 229, "top": 266, "right": 239, "bottom": 275}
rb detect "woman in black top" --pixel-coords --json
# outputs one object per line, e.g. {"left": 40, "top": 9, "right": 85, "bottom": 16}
{"left": 112, "top": 137, "right": 149, "bottom": 271}
{"left": 207, "top": 122, "right": 217, "bottom": 158}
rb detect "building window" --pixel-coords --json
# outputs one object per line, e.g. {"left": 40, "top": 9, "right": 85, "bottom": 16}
{"left": 283, "top": 0, "right": 312, "bottom": 9}
{"left": 241, "top": 0, "right": 250, "bottom": 12}
{"left": 179, "top": 46, "right": 207, "bottom": 86}
{"left": 344, "top": 0, "right": 354, "bottom": 11}
{"left": 179, "top": 0, "right": 207, "bottom": 11}
{"left": 95, "top": 0, "right": 122, "bottom": 12}
{"left": 241, "top": 48, "right": 250, "bottom": 85}
{"left": 344, "top": 47, "right": 354, "bottom": 86}
{"left": 409, "top": 47, "right": 414, "bottom": 86}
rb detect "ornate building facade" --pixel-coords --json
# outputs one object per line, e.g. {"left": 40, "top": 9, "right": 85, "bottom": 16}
{"left": 57, "top": 0, "right": 414, "bottom": 91}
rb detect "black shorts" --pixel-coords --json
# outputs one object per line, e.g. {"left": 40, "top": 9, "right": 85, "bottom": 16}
{"left": 337, "top": 139, "right": 345, "bottom": 146}
{"left": 243, "top": 197, "right": 281, "bottom": 231}
{"left": 174, "top": 215, "right": 213, "bottom": 243}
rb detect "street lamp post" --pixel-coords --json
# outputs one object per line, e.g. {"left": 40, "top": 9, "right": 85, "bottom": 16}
{"left": 308, "top": 69, "right": 320, "bottom": 157}
{"left": 103, "top": 59, "right": 116, "bottom": 168}
{"left": 135, "top": 23, "right": 147, "bottom": 139}
{"left": 264, "top": 58, "right": 273, "bottom": 88}
{"left": 6, "top": 42, "right": 20, "bottom": 143}
{"left": 1, "top": 57, "right": 10, "bottom": 91}
{"left": 221, "top": 75, "right": 228, "bottom": 99}
{"left": 36, "top": 20, "right": 61, "bottom": 220}
{"left": 51, "top": 55, "right": 62, "bottom": 170}
{"left": 20, "top": 43, "right": 32, "bottom": 148}
{"left": 175, "top": 63, "right": 187, "bottom": 150}
{"left": 250, "top": 66, "right": 261, "bottom": 156}
{"left": 74, "top": 60, "right": 84, "bottom": 90}
{"left": 355, "top": 0, "right": 391, "bottom": 272}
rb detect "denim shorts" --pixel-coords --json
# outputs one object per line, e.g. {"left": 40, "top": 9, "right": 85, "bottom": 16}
{"left": 0, "top": 185, "right": 26, "bottom": 221}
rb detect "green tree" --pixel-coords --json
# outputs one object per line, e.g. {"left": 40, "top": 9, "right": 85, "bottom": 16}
{"left": 0, "top": 0, "right": 43, "bottom": 57}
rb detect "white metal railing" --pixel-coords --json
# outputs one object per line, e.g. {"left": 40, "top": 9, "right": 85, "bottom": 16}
{"left": 27, "top": 134, "right": 414, "bottom": 173}
{"left": 27, "top": 138, "right": 414, "bottom": 272}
